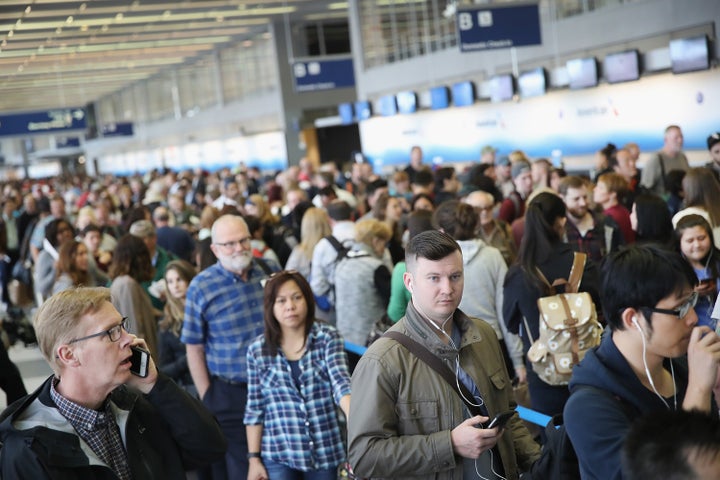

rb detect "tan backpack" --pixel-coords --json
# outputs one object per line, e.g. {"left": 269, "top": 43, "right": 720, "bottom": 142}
{"left": 524, "top": 252, "right": 603, "bottom": 386}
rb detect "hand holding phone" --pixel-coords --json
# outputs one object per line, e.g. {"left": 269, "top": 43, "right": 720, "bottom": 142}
{"left": 483, "top": 410, "right": 516, "bottom": 430}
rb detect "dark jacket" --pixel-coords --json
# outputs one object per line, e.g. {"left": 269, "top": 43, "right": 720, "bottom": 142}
{"left": 159, "top": 328, "right": 194, "bottom": 387}
{"left": 564, "top": 332, "right": 696, "bottom": 480}
{"left": 0, "top": 373, "right": 226, "bottom": 479}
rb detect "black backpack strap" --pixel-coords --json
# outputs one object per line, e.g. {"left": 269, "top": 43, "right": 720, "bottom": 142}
{"left": 325, "top": 235, "right": 345, "bottom": 254}
{"left": 384, "top": 331, "right": 485, "bottom": 417}
{"left": 254, "top": 257, "right": 274, "bottom": 276}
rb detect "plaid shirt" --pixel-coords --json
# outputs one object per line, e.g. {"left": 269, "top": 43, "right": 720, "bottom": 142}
{"left": 50, "top": 379, "right": 132, "bottom": 480}
{"left": 181, "top": 261, "right": 276, "bottom": 383}
{"left": 244, "top": 323, "right": 351, "bottom": 471}
{"left": 564, "top": 212, "right": 621, "bottom": 263}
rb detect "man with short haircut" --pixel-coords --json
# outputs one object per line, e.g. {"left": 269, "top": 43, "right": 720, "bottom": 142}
{"left": 348, "top": 230, "right": 540, "bottom": 479}
{"left": 0, "top": 287, "right": 226, "bottom": 478}
{"left": 623, "top": 409, "right": 720, "bottom": 480}
{"left": 129, "top": 219, "right": 176, "bottom": 309}
{"left": 531, "top": 158, "right": 552, "bottom": 189}
{"left": 182, "top": 215, "right": 277, "bottom": 480}
{"left": 404, "top": 145, "right": 424, "bottom": 183}
{"left": 464, "top": 190, "right": 517, "bottom": 266}
{"left": 612, "top": 147, "right": 641, "bottom": 209}
{"left": 495, "top": 155, "right": 515, "bottom": 198}
{"left": 559, "top": 176, "right": 623, "bottom": 263}
{"left": 640, "top": 125, "right": 690, "bottom": 195}
{"left": 480, "top": 145, "right": 497, "bottom": 165}
{"left": 565, "top": 245, "right": 720, "bottom": 480}
{"left": 152, "top": 206, "right": 195, "bottom": 262}
{"left": 594, "top": 172, "right": 634, "bottom": 244}
{"left": 498, "top": 160, "right": 533, "bottom": 224}
{"left": 704, "top": 132, "right": 720, "bottom": 182}
{"left": 310, "top": 201, "right": 355, "bottom": 324}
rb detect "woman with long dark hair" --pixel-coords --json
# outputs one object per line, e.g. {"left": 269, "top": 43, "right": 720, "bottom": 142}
{"left": 244, "top": 271, "right": 351, "bottom": 480}
{"left": 503, "top": 192, "right": 601, "bottom": 416}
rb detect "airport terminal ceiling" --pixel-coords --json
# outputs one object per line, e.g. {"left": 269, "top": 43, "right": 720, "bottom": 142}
{"left": 0, "top": 0, "right": 348, "bottom": 113}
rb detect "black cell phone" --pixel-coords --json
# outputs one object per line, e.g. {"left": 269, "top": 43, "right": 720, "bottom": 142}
{"left": 130, "top": 346, "right": 150, "bottom": 378}
{"left": 484, "top": 410, "right": 516, "bottom": 430}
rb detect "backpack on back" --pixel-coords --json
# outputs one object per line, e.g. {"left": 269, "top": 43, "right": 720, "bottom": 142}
{"left": 314, "top": 235, "right": 352, "bottom": 312}
{"left": 524, "top": 252, "right": 603, "bottom": 386}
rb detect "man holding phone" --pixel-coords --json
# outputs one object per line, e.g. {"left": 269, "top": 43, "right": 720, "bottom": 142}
{"left": 348, "top": 231, "right": 540, "bottom": 479}
{"left": 0, "top": 287, "right": 227, "bottom": 478}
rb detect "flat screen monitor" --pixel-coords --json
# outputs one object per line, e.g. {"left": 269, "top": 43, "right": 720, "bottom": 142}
{"left": 490, "top": 74, "right": 516, "bottom": 102}
{"left": 396, "top": 91, "right": 418, "bottom": 114}
{"left": 604, "top": 50, "right": 640, "bottom": 84}
{"left": 429, "top": 86, "right": 450, "bottom": 109}
{"left": 452, "top": 81, "right": 475, "bottom": 107}
{"left": 354, "top": 101, "right": 372, "bottom": 120}
{"left": 670, "top": 35, "right": 710, "bottom": 74}
{"left": 518, "top": 68, "right": 547, "bottom": 97}
{"left": 378, "top": 95, "right": 398, "bottom": 116}
{"left": 338, "top": 103, "right": 354, "bottom": 124}
{"left": 566, "top": 57, "right": 598, "bottom": 89}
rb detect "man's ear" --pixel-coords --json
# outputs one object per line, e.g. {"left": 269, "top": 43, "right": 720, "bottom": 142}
{"left": 620, "top": 307, "right": 641, "bottom": 330}
{"left": 56, "top": 345, "right": 81, "bottom": 367}
{"left": 403, "top": 271, "right": 413, "bottom": 294}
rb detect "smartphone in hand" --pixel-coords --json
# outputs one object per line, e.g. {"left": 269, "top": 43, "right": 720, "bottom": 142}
{"left": 130, "top": 346, "right": 150, "bottom": 378}
{"left": 484, "top": 410, "right": 517, "bottom": 430}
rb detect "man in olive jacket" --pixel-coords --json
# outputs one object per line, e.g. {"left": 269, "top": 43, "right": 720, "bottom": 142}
{"left": 348, "top": 231, "right": 540, "bottom": 479}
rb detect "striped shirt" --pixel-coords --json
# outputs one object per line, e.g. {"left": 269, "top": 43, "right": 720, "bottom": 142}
{"left": 50, "top": 379, "right": 132, "bottom": 480}
{"left": 181, "top": 261, "right": 276, "bottom": 383}
{"left": 244, "top": 323, "right": 351, "bottom": 471}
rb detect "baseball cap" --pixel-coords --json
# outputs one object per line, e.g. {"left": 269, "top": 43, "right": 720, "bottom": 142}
{"left": 511, "top": 160, "right": 531, "bottom": 179}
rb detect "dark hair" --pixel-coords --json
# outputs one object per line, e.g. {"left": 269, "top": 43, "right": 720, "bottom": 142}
{"left": 434, "top": 167, "right": 456, "bottom": 192}
{"left": 81, "top": 223, "right": 102, "bottom": 236}
{"left": 366, "top": 179, "right": 388, "bottom": 198}
{"left": 664, "top": 169, "right": 686, "bottom": 197}
{"left": 244, "top": 215, "right": 262, "bottom": 236}
{"left": 372, "top": 192, "right": 392, "bottom": 222}
{"left": 432, "top": 200, "right": 477, "bottom": 241}
{"left": 633, "top": 194, "right": 673, "bottom": 245}
{"left": 557, "top": 175, "right": 587, "bottom": 196}
{"left": 674, "top": 214, "right": 720, "bottom": 281}
{"left": 326, "top": 200, "right": 352, "bottom": 221}
{"left": 160, "top": 260, "right": 197, "bottom": 336}
{"left": 410, "top": 193, "right": 434, "bottom": 211}
{"left": 405, "top": 230, "right": 460, "bottom": 273}
{"left": 518, "top": 193, "right": 566, "bottom": 292}
{"left": 682, "top": 167, "right": 720, "bottom": 226}
{"left": 262, "top": 271, "right": 315, "bottom": 356}
{"left": 121, "top": 205, "right": 151, "bottom": 233}
{"left": 622, "top": 410, "right": 720, "bottom": 480}
{"left": 55, "top": 240, "right": 89, "bottom": 286}
{"left": 413, "top": 169, "right": 434, "bottom": 187}
{"left": 601, "top": 244, "right": 696, "bottom": 331}
{"left": 108, "top": 234, "right": 154, "bottom": 282}
{"left": 45, "top": 218, "right": 73, "bottom": 248}
{"left": 318, "top": 186, "right": 337, "bottom": 199}
{"left": 407, "top": 210, "right": 434, "bottom": 240}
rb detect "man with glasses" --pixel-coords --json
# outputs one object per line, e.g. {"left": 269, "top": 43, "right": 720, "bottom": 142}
{"left": 182, "top": 214, "right": 279, "bottom": 480}
{"left": 0, "top": 287, "right": 226, "bottom": 478}
{"left": 564, "top": 244, "right": 720, "bottom": 480}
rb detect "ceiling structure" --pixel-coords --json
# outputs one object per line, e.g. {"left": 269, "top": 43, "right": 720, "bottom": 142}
{"left": 0, "top": 0, "right": 349, "bottom": 113}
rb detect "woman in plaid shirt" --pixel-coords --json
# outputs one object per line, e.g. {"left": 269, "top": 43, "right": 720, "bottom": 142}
{"left": 245, "top": 270, "right": 352, "bottom": 480}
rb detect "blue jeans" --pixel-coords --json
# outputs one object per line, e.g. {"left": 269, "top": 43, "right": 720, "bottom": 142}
{"left": 263, "top": 459, "right": 336, "bottom": 480}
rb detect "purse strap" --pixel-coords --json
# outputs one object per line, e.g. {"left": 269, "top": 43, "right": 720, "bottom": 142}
{"left": 383, "top": 331, "right": 484, "bottom": 417}
{"left": 535, "top": 252, "right": 587, "bottom": 295}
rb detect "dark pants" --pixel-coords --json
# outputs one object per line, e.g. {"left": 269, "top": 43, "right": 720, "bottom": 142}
{"left": 201, "top": 378, "right": 249, "bottom": 480}
{"left": 263, "top": 459, "right": 336, "bottom": 480}
{"left": 0, "top": 341, "right": 26, "bottom": 404}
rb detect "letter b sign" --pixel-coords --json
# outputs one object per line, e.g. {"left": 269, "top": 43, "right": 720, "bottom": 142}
{"left": 458, "top": 12, "right": 473, "bottom": 31}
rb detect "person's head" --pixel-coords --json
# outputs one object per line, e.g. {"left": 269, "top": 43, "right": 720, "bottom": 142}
{"left": 480, "top": 145, "right": 496, "bottom": 165}
{"left": 594, "top": 172, "right": 628, "bottom": 208}
{"left": 108, "top": 234, "right": 154, "bottom": 282}
{"left": 210, "top": 214, "right": 253, "bottom": 274}
{"left": 224, "top": 179, "right": 240, "bottom": 200}
{"left": 35, "top": 287, "right": 133, "bottom": 389}
{"left": 129, "top": 219, "right": 157, "bottom": 256}
{"left": 595, "top": 143, "right": 617, "bottom": 170}
{"left": 199, "top": 205, "right": 221, "bottom": 230}
{"left": 75, "top": 206, "right": 96, "bottom": 231}
{"left": 624, "top": 142, "right": 641, "bottom": 161}
{"left": 404, "top": 231, "right": 463, "bottom": 326}
{"left": 682, "top": 167, "right": 720, "bottom": 225}
{"left": 410, "top": 193, "right": 434, "bottom": 212}
{"left": 432, "top": 200, "right": 477, "bottom": 241}
{"left": 463, "top": 190, "right": 496, "bottom": 227}
{"left": 410, "top": 145, "right": 423, "bottom": 168}
{"left": 245, "top": 194, "right": 274, "bottom": 224}
{"left": 531, "top": 158, "right": 552, "bottom": 187}
{"left": 708, "top": 132, "right": 720, "bottom": 166}
{"left": 355, "top": 218, "right": 392, "bottom": 257}
{"left": 262, "top": 270, "right": 315, "bottom": 356}
{"left": 623, "top": 409, "right": 720, "bottom": 480}
{"left": 496, "top": 155, "right": 512, "bottom": 181}
{"left": 299, "top": 207, "right": 331, "bottom": 252}
{"left": 365, "top": 179, "right": 389, "bottom": 209}
{"left": 434, "top": 167, "right": 459, "bottom": 193}
{"left": 549, "top": 167, "right": 567, "bottom": 192}
{"left": 161, "top": 260, "right": 197, "bottom": 335}
{"left": 56, "top": 240, "right": 90, "bottom": 286}
{"left": 46, "top": 218, "right": 74, "bottom": 248}
{"left": 664, "top": 125, "right": 684, "bottom": 155}
{"left": 373, "top": 193, "right": 402, "bottom": 224}
{"left": 613, "top": 148, "right": 638, "bottom": 181}
{"left": 558, "top": 176, "right": 590, "bottom": 221}
{"left": 285, "top": 188, "right": 308, "bottom": 212}
{"left": 167, "top": 193, "right": 185, "bottom": 213}
{"left": 601, "top": 245, "right": 697, "bottom": 345}
{"left": 81, "top": 224, "right": 102, "bottom": 253}
{"left": 406, "top": 209, "right": 434, "bottom": 241}
{"left": 631, "top": 194, "right": 674, "bottom": 244}
{"left": 152, "top": 206, "right": 171, "bottom": 226}
{"left": 411, "top": 169, "right": 434, "bottom": 194}
{"left": 49, "top": 194, "right": 66, "bottom": 218}
{"left": 665, "top": 169, "right": 687, "bottom": 199}
{"left": 392, "top": 170, "right": 410, "bottom": 194}
{"left": 511, "top": 160, "right": 533, "bottom": 197}
{"left": 326, "top": 200, "right": 353, "bottom": 222}
{"left": 675, "top": 215, "right": 715, "bottom": 268}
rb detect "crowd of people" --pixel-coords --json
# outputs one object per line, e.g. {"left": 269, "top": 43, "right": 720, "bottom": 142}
{"left": 0, "top": 125, "right": 719, "bottom": 479}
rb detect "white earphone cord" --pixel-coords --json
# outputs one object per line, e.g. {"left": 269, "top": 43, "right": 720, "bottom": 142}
{"left": 638, "top": 321, "right": 677, "bottom": 410}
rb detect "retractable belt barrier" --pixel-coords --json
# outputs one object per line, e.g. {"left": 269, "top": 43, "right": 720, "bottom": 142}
{"left": 344, "top": 340, "right": 552, "bottom": 427}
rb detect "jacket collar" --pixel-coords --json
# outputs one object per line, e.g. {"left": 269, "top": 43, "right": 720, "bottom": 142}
{"left": 402, "top": 301, "right": 484, "bottom": 359}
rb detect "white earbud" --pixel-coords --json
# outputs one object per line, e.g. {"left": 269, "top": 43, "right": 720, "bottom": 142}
{"left": 632, "top": 316, "right": 640, "bottom": 329}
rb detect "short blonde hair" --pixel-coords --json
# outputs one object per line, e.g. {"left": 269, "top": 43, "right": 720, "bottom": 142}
{"left": 34, "top": 287, "right": 111, "bottom": 374}
{"left": 354, "top": 218, "right": 392, "bottom": 246}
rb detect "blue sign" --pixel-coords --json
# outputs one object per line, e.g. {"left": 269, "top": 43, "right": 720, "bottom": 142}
{"left": 56, "top": 137, "right": 81, "bottom": 148}
{"left": 0, "top": 108, "right": 86, "bottom": 137}
{"left": 293, "top": 58, "right": 355, "bottom": 92}
{"left": 430, "top": 86, "right": 450, "bottom": 110}
{"left": 452, "top": 82, "right": 476, "bottom": 107}
{"left": 355, "top": 101, "right": 372, "bottom": 120}
{"left": 338, "top": 103, "right": 354, "bottom": 124}
{"left": 101, "top": 122, "right": 134, "bottom": 137}
{"left": 456, "top": 3, "right": 541, "bottom": 52}
{"left": 378, "top": 95, "right": 398, "bottom": 117}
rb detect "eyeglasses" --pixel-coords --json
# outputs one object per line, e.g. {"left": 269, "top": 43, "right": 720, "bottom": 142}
{"left": 642, "top": 292, "right": 698, "bottom": 319}
{"left": 68, "top": 317, "right": 128, "bottom": 344}
{"left": 213, "top": 237, "right": 251, "bottom": 251}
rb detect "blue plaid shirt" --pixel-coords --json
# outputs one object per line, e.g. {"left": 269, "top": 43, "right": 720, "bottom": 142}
{"left": 181, "top": 261, "right": 276, "bottom": 383}
{"left": 244, "top": 323, "right": 351, "bottom": 471}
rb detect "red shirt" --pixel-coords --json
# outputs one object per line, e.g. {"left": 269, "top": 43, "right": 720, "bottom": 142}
{"left": 604, "top": 204, "right": 635, "bottom": 244}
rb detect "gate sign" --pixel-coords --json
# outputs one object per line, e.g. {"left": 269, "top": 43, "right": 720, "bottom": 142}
{"left": 0, "top": 108, "right": 86, "bottom": 137}
{"left": 293, "top": 58, "right": 355, "bottom": 92}
{"left": 457, "top": 3, "right": 541, "bottom": 53}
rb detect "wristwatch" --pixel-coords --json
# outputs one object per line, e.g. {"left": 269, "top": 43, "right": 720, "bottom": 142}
{"left": 247, "top": 452, "right": 262, "bottom": 460}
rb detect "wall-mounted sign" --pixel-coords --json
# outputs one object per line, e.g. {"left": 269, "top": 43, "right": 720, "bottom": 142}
{"left": 101, "top": 122, "right": 134, "bottom": 137}
{"left": 293, "top": 57, "right": 355, "bottom": 92}
{"left": 457, "top": 3, "right": 541, "bottom": 52}
{"left": 0, "top": 108, "right": 86, "bottom": 137}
